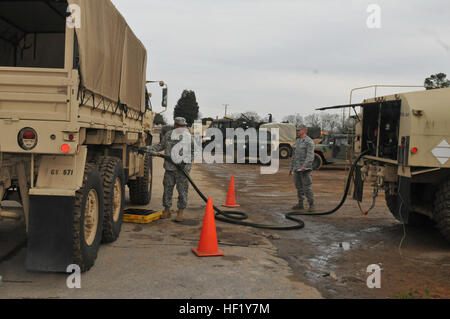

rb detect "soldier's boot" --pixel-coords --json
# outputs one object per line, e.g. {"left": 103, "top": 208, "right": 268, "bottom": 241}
{"left": 308, "top": 203, "right": 316, "bottom": 212}
{"left": 292, "top": 203, "right": 305, "bottom": 210}
{"left": 161, "top": 207, "right": 172, "bottom": 219}
{"left": 174, "top": 209, "right": 185, "bottom": 223}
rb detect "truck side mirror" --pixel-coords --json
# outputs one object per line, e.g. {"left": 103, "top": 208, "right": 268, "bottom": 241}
{"left": 146, "top": 80, "right": 168, "bottom": 114}
{"left": 145, "top": 90, "right": 152, "bottom": 111}
{"left": 162, "top": 87, "right": 168, "bottom": 109}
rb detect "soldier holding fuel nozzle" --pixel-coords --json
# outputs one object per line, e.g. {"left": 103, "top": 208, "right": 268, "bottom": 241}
{"left": 141, "top": 117, "right": 194, "bottom": 222}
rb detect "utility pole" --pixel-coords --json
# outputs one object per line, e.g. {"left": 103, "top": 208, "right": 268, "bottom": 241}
{"left": 223, "top": 104, "right": 230, "bottom": 117}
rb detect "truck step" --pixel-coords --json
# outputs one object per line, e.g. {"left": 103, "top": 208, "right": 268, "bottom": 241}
{"left": 0, "top": 201, "right": 23, "bottom": 221}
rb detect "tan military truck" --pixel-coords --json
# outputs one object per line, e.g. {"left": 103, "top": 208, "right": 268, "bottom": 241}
{"left": 260, "top": 123, "right": 327, "bottom": 164}
{"left": 320, "top": 88, "right": 450, "bottom": 241}
{"left": 260, "top": 123, "right": 296, "bottom": 159}
{"left": 0, "top": 0, "right": 167, "bottom": 272}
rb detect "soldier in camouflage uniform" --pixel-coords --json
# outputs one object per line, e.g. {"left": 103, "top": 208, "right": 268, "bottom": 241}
{"left": 146, "top": 117, "right": 194, "bottom": 222}
{"left": 289, "top": 124, "right": 316, "bottom": 212}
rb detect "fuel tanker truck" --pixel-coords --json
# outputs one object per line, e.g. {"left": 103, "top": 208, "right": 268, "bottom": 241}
{"left": 0, "top": 0, "right": 167, "bottom": 272}
{"left": 319, "top": 87, "right": 450, "bottom": 241}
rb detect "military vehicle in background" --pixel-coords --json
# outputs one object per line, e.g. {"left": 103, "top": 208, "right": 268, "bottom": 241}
{"left": 319, "top": 87, "right": 450, "bottom": 241}
{"left": 313, "top": 133, "right": 353, "bottom": 170}
{"left": 201, "top": 116, "right": 271, "bottom": 161}
{"left": 259, "top": 122, "right": 345, "bottom": 166}
{"left": 260, "top": 123, "right": 296, "bottom": 159}
{"left": 0, "top": 0, "right": 167, "bottom": 272}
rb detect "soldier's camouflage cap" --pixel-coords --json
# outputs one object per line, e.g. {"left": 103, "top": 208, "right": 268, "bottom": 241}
{"left": 174, "top": 117, "right": 188, "bottom": 126}
{"left": 296, "top": 124, "right": 308, "bottom": 131}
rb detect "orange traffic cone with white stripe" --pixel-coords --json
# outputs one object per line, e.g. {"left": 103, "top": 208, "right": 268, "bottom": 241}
{"left": 222, "top": 175, "right": 240, "bottom": 208}
{"left": 192, "top": 198, "right": 224, "bottom": 257}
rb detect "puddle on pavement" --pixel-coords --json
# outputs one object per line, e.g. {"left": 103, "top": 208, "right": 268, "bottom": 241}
{"left": 307, "top": 243, "right": 341, "bottom": 272}
{"left": 361, "top": 227, "right": 382, "bottom": 233}
{"left": 304, "top": 238, "right": 361, "bottom": 282}
{"left": 250, "top": 192, "right": 293, "bottom": 198}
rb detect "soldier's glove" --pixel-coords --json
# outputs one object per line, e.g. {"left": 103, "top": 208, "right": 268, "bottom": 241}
{"left": 138, "top": 147, "right": 148, "bottom": 155}
{"left": 138, "top": 147, "right": 158, "bottom": 157}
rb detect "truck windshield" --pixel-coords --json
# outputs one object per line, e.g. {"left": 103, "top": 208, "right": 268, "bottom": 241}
{"left": 0, "top": 1, "right": 67, "bottom": 69}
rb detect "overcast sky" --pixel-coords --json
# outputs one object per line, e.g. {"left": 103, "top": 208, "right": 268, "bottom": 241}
{"left": 111, "top": 0, "right": 450, "bottom": 123}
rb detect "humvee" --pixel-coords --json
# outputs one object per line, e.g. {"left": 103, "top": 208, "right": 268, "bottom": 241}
{"left": 313, "top": 134, "right": 352, "bottom": 170}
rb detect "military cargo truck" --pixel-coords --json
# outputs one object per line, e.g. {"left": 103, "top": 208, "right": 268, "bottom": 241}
{"left": 0, "top": 0, "right": 167, "bottom": 271}
{"left": 319, "top": 88, "right": 450, "bottom": 241}
{"left": 260, "top": 123, "right": 327, "bottom": 162}
{"left": 313, "top": 134, "right": 353, "bottom": 170}
{"left": 260, "top": 123, "right": 296, "bottom": 159}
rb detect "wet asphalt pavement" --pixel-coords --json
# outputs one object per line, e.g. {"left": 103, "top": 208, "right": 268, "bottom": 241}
{"left": 201, "top": 160, "right": 450, "bottom": 299}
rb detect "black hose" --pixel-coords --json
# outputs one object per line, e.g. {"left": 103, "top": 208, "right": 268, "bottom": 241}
{"left": 152, "top": 152, "right": 367, "bottom": 230}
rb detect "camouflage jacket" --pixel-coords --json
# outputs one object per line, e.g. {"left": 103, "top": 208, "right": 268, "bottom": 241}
{"left": 290, "top": 136, "right": 315, "bottom": 171}
{"left": 148, "top": 128, "right": 194, "bottom": 172}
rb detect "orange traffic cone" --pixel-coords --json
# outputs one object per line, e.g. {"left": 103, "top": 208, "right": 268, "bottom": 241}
{"left": 222, "top": 175, "right": 240, "bottom": 208}
{"left": 192, "top": 198, "right": 224, "bottom": 257}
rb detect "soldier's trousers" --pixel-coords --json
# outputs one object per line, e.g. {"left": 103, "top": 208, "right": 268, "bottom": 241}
{"left": 163, "top": 170, "right": 190, "bottom": 209}
{"left": 293, "top": 170, "right": 315, "bottom": 205}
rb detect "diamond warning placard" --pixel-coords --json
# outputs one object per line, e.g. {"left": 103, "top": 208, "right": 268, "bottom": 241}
{"left": 432, "top": 140, "right": 450, "bottom": 165}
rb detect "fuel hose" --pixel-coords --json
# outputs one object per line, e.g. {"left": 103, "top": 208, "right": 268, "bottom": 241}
{"left": 150, "top": 152, "right": 367, "bottom": 230}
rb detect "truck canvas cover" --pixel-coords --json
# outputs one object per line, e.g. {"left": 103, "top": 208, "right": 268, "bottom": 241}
{"left": 68, "top": 0, "right": 147, "bottom": 113}
{"left": 260, "top": 123, "right": 296, "bottom": 144}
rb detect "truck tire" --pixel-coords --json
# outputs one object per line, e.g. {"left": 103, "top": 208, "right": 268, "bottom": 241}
{"left": 279, "top": 146, "right": 291, "bottom": 159}
{"left": 73, "top": 164, "right": 104, "bottom": 272}
{"left": 128, "top": 153, "right": 153, "bottom": 205}
{"left": 313, "top": 153, "right": 323, "bottom": 170}
{"left": 98, "top": 157, "right": 125, "bottom": 244}
{"left": 434, "top": 178, "right": 450, "bottom": 241}
{"left": 385, "top": 192, "right": 431, "bottom": 226}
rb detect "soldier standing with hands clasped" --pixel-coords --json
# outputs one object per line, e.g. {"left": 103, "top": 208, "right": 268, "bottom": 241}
{"left": 289, "top": 125, "right": 316, "bottom": 212}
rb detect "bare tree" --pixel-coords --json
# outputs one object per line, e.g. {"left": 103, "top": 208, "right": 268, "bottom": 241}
{"left": 320, "top": 113, "right": 340, "bottom": 133}
{"left": 304, "top": 113, "right": 321, "bottom": 128}
{"left": 228, "top": 111, "right": 261, "bottom": 122}
{"left": 282, "top": 113, "right": 304, "bottom": 126}
{"left": 240, "top": 111, "right": 261, "bottom": 122}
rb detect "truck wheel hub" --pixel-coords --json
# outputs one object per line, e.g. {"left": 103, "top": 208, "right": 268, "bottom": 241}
{"left": 113, "top": 177, "right": 122, "bottom": 222}
{"left": 84, "top": 189, "right": 99, "bottom": 246}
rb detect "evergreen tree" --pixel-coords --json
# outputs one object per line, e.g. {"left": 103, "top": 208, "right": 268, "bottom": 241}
{"left": 174, "top": 90, "right": 200, "bottom": 126}
{"left": 424, "top": 73, "right": 450, "bottom": 90}
{"left": 154, "top": 113, "right": 167, "bottom": 125}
